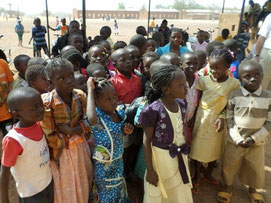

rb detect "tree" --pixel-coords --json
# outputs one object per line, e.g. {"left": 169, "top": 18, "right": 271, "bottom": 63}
{"left": 140, "top": 4, "right": 146, "bottom": 12}
{"left": 155, "top": 4, "right": 172, "bottom": 9}
{"left": 118, "top": 2, "right": 126, "bottom": 10}
{"left": 172, "top": 0, "right": 204, "bottom": 10}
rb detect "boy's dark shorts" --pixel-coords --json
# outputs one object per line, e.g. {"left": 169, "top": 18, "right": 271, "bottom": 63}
{"left": 36, "top": 44, "right": 48, "bottom": 51}
{"left": 19, "top": 180, "right": 54, "bottom": 203}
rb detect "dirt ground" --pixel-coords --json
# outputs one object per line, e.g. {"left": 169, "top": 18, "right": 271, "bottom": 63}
{"left": 0, "top": 17, "right": 270, "bottom": 203}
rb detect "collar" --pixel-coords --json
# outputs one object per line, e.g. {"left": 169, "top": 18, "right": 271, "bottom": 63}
{"left": 116, "top": 70, "right": 134, "bottom": 79}
{"left": 241, "top": 86, "right": 262, "bottom": 96}
{"left": 53, "top": 89, "right": 79, "bottom": 105}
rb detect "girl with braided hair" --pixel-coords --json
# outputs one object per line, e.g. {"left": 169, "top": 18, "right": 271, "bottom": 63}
{"left": 86, "top": 77, "right": 134, "bottom": 202}
{"left": 138, "top": 65, "right": 193, "bottom": 202}
{"left": 189, "top": 49, "right": 240, "bottom": 193}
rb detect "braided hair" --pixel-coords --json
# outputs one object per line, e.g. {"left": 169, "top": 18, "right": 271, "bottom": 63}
{"left": 146, "top": 64, "right": 179, "bottom": 103}
{"left": 93, "top": 77, "right": 114, "bottom": 97}
{"left": 46, "top": 57, "right": 73, "bottom": 80}
{"left": 210, "top": 48, "right": 233, "bottom": 65}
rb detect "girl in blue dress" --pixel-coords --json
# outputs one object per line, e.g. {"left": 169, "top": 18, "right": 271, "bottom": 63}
{"left": 86, "top": 77, "right": 133, "bottom": 202}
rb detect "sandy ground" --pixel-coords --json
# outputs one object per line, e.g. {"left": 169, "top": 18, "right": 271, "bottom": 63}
{"left": 0, "top": 17, "right": 270, "bottom": 203}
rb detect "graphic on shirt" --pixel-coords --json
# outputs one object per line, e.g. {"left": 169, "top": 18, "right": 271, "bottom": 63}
{"left": 95, "top": 145, "right": 110, "bottom": 161}
{"left": 39, "top": 145, "right": 50, "bottom": 168}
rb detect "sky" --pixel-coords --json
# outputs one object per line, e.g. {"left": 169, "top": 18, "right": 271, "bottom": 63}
{"left": 0, "top": 0, "right": 268, "bottom": 15}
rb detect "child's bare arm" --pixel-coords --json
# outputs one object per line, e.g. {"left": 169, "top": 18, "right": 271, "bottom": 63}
{"left": 28, "top": 36, "right": 33, "bottom": 44}
{"left": 143, "top": 127, "right": 158, "bottom": 186}
{"left": 0, "top": 166, "right": 11, "bottom": 203}
{"left": 87, "top": 77, "right": 98, "bottom": 126}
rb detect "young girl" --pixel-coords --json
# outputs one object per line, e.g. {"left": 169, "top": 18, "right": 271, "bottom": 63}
{"left": 190, "top": 49, "right": 240, "bottom": 191}
{"left": 139, "top": 65, "right": 193, "bottom": 202}
{"left": 86, "top": 77, "right": 133, "bottom": 202}
{"left": 41, "top": 58, "right": 93, "bottom": 203}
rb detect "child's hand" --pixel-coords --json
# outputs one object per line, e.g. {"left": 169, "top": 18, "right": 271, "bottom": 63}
{"left": 87, "top": 77, "right": 95, "bottom": 90}
{"left": 238, "top": 137, "right": 255, "bottom": 148}
{"left": 57, "top": 124, "right": 72, "bottom": 136}
{"left": 146, "top": 169, "right": 159, "bottom": 187}
{"left": 123, "top": 123, "right": 134, "bottom": 135}
{"left": 214, "top": 118, "right": 224, "bottom": 133}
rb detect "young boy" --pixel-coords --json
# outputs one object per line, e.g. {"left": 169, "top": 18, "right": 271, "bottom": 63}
{"left": 217, "top": 60, "right": 271, "bottom": 203}
{"left": 192, "top": 30, "right": 208, "bottom": 52}
{"left": 12, "top": 54, "right": 31, "bottom": 90}
{"left": 86, "top": 63, "right": 108, "bottom": 78}
{"left": 0, "top": 59, "right": 14, "bottom": 137}
{"left": 29, "top": 18, "right": 50, "bottom": 57}
{"left": 195, "top": 50, "right": 207, "bottom": 71}
{"left": 49, "top": 17, "right": 69, "bottom": 36}
{"left": 0, "top": 87, "right": 53, "bottom": 203}
{"left": 25, "top": 64, "right": 50, "bottom": 94}
{"left": 110, "top": 48, "right": 142, "bottom": 104}
{"left": 130, "top": 34, "right": 148, "bottom": 57}
{"left": 74, "top": 73, "right": 87, "bottom": 94}
{"left": 100, "top": 26, "right": 114, "bottom": 50}
{"left": 160, "top": 52, "right": 180, "bottom": 66}
{"left": 15, "top": 20, "right": 24, "bottom": 47}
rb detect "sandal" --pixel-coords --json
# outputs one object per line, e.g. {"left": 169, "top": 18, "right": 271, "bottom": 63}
{"left": 192, "top": 182, "right": 200, "bottom": 194}
{"left": 247, "top": 192, "right": 265, "bottom": 203}
{"left": 217, "top": 191, "right": 232, "bottom": 203}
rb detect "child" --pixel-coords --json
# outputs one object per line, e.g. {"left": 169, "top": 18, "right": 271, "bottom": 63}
{"left": 130, "top": 34, "right": 148, "bottom": 57}
{"left": 0, "top": 87, "right": 53, "bottom": 203}
{"left": 195, "top": 50, "right": 207, "bottom": 71}
{"left": 217, "top": 60, "right": 270, "bottom": 203}
{"left": 124, "top": 45, "right": 141, "bottom": 76}
{"left": 86, "top": 77, "right": 133, "bottom": 202}
{"left": 181, "top": 52, "right": 200, "bottom": 147}
{"left": 12, "top": 54, "right": 31, "bottom": 90}
{"left": 215, "top": 28, "right": 232, "bottom": 42}
{"left": 192, "top": 30, "right": 208, "bottom": 52}
{"left": 74, "top": 73, "right": 87, "bottom": 94}
{"left": 25, "top": 64, "right": 50, "bottom": 94}
{"left": 152, "top": 31, "right": 164, "bottom": 48}
{"left": 27, "top": 56, "right": 48, "bottom": 67}
{"left": 141, "top": 51, "right": 160, "bottom": 95}
{"left": 100, "top": 26, "right": 114, "bottom": 50}
{"left": 114, "top": 41, "right": 127, "bottom": 51}
{"left": 110, "top": 48, "right": 142, "bottom": 104}
{"left": 88, "top": 45, "right": 115, "bottom": 77}
{"left": 189, "top": 49, "right": 240, "bottom": 191}
{"left": 15, "top": 20, "right": 24, "bottom": 47}
{"left": 139, "top": 65, "right": 193, "bottom": 202}
{"left": 160, "top": 52, "right": 180, "bottom": 66}
{"left": 49, "top": 17, "right": 69, "bottom": 36}
{"left": 0, "top": 59, "right": 14, "bottom": 137}
{"left": 114, "top": 19, "right": 119, "bottom": 35}
{"left": 146, "top": 38, "right": 157, "bottom": 52}
{"left": 86, "top": 63, "right": 108, "bottom": 78}
{"left": 224, "top": 39, "right": 240, "bottom": 79}
{"left": 98, "top": 40, "right": 114, "bottom": 72}
{"left": 41, "top": 58, "right": 93, "bottom": 203}
{"left": 68, "top": 31, "right": 84, "bottom": 54}
{"left": 29, "top": 17, "right": 49, "bottom": 57}
{"left": 136, "top": 26, "right": 147, "bottom": 36}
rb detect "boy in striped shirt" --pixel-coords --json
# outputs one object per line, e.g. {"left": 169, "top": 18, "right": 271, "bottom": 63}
{"left": 217, "top": 60, "right": 270, "bottom": 203}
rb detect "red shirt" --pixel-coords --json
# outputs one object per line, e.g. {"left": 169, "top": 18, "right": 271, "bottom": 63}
{"left": 110, "top": 71, "right": 142, "bottom": 104}
{"left": 1, "top": 122, "right": 43, "bottom": 167}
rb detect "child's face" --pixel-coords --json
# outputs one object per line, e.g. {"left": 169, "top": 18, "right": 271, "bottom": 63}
{"left": 69, "top": 35, "right": 83, "bottom": 52}
{"left": 102, "top": 43, "right": 112, "bottom": 57}
{"left": 74, "top": 75, "right": 87, "bottom": 93}
{"left": 16, "top": 93, "right": 44, "bottom": 125}
{"left": 128, "top": 48, "right": 141, "bottom": 69}
{"left": 95, "top": 85, "right": 118, "bottom": 114}
{"left": 170, "top": 31, "right": 182, "bottom": 47}
{"left": 35, "top": 19, "right": 41, "bottom": 27}
{"left": 89, "top": 47, "right": 107, "bottom": 66}
{"left": 18, "top": 62, "right": 28, "bottom": 79}
{"left": 197, "top": 32, "right": 205, "bottom": 44}
{"left": 51, "top": 65, "right": 75, "bottom": 94}
{"left": 197, "top": 55, "right": 206, "bottom": 71}
{"left": 164, "top": 69, "right": 188, "bottom": 99}
{"left": 240, "top": 65, "right": 263, "bottom": 93}
{"left": 31, "top": 75, "right": 50, "bottom": 94}
{"left": 139, "top": 42, "right": 148, "bottom": 56}
{"left": 69, "top": 23, "right": 80, "bottom": 34}
{"left": 143, "top": 57, "right": 157, "bottom": 78}
{"left": 91, "top": 69, "right": 107, "bottom": 79}
{"left": 209, "top": 57, "right": 229, "bottom": 80}
{"left": 146, "top": 40, "right": 156, "bottom": 52}
{"left": 182, "top": 55, "right": 198, "bottom": 77}
{"left": 116, "top": 52, "right": 133, "bottom": 74}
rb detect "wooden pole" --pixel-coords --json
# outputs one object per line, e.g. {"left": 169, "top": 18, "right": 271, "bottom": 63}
{"left": 237, "top": 0, "right": 246, "bottom": 39}
{"left": 45, "top": 0, "right": 50, "bottom": 55}
{"left": 147, "top": 0, "right": 151, "bottom": 38}
{"left": 222, "top": 0, "right": 226, "bottom": 13}
{"left": 82, "top": 0, "right": 86, "bottom": 37}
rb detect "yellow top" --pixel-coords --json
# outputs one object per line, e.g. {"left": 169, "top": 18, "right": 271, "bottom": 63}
{"left": 214, "top": 35, "right": 232, "bottom": 42}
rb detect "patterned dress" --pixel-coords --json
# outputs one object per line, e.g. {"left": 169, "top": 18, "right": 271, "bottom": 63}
{"left": 86, "top": 105, "right": 128, "bottom": 202}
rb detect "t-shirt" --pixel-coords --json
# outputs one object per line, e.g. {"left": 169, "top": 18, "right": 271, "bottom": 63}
{"left": 32, "top": 25, "right": 47, "bottom": 47}
{"left": 2, "top": 122, "right": 44, "bottom": 167}
{"left": 56, "top": 24, "right": 69, "bottom": 36}
{"left": 15, "top": 24, "right": 24, "bottom": 34}
{"left": 214, "top": 35, "right": 232, "bottom": 42}
{"left": 0, "top": 59, "right": 14, "bottom": 122}
{"left": 258, "top": 14, "right": 271, "bottom": 49}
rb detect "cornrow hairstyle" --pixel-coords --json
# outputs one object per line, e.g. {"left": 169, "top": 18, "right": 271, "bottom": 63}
{"left": 146, "top": 64, "right": 179, "bottom": 103}
{"left": 210, "top": 48, "right": 233, "bottom": 65}
{"left": 206, "top": 41, "right": 225, "bottom": 57}
{"left": 142, "top": 51, "right": 160, "bottom": 61}
{"left": 93, "top": 77, "right": 114, "bottom": 97}
{"left": 114, "top": 41, "right": 127, "bottom": 50}
{"left": 25, "top": 64, "right": 46, "bottom": 83}
{"left": 46, "top": 57, "right": 73, "bottom": 80}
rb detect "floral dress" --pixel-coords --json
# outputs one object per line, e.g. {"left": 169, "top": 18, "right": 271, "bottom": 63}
{"left": 86, "top": 105, "right": 128, "bottom": 202}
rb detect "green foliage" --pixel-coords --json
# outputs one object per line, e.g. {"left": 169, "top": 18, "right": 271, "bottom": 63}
{"left": 155, "top": 4, "right": 172, "bottom": 9}
{"left": 172, "top": 0, "right": 205, "bottom": 10}
{"left": 118, "top": 2, "right": 126, "bottom": 10}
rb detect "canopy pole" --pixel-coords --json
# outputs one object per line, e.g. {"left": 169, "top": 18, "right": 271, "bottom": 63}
{"left": 45, "top": 0, "right": 50, "bottom": 55}
{"left": 222, "top": 0, "right": 226, "bottom": 13}
{"left": 147, "top": 0, "right": 151, "bottom": 38}
{"left": 237, "top": 0, "right": 246, "bottom": 39}
{"left": 82, "top": 0, "right": 86, "bottom": 37}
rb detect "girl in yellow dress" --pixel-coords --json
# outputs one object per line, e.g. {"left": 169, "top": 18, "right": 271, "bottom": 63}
{"left": 190, "top": 49, "right": 240, "bottom": 192}
{"left": 139, "top": 65, "right": 193, "bottom": 203}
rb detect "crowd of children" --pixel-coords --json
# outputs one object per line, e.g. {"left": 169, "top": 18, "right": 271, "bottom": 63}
{"left": 0, "top": 17, "right": 270, "bottom": 203}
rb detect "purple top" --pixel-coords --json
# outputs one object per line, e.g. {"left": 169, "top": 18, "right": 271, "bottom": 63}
{"left": 138, "top": 99, "right": 187, "bottom": 149}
